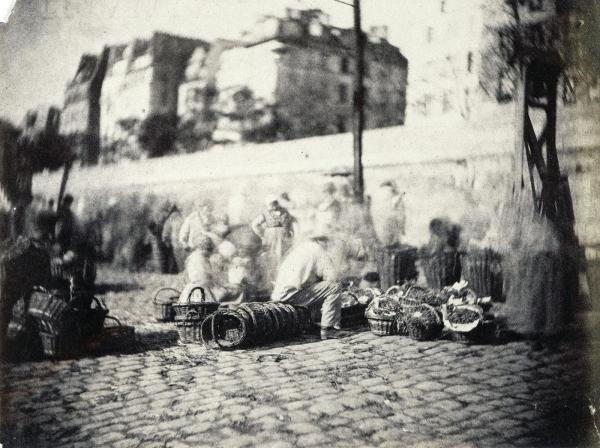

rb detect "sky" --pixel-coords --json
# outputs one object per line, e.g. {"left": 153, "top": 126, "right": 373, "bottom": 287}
{"left": 0, "top": 0, "right": 432, "bottom": 124}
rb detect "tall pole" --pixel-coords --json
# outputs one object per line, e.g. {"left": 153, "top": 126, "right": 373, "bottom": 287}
{"left": 352, "top": 0, "right": 365, "bottom": 203}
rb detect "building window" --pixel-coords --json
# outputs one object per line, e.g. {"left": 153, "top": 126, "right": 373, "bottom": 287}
{"left": 467, "top": 51, "right": 473, "bottom": 73}
{"left": 338, "top": 83, "right": 348, "bottom": 103}
{"left": 427, "top": 27, "right": 433, "bottom": 44}
{"left": 340, "top": 57, "right": 350, "bottom": 74}
{"left": 364, "top": 62, "right": 369, "bottom": 78}
{"left": 441, "top": 1, "right": 446, "bottom": 13}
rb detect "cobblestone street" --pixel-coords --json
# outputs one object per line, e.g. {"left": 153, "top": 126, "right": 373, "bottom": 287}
{"left": 1, "top": 268, "right": 599, "bottom": 448}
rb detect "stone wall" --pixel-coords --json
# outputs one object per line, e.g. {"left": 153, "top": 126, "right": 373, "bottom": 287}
{"left": 33, "top": 110, "right": 600, "bottom": 248}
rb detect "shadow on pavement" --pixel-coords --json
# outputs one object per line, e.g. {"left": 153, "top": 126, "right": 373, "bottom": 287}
{"left": 94, "top": 282, "right": 139, "bottom": 294}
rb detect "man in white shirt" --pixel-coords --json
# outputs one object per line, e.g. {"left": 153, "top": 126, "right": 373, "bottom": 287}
{"left": 179, "top": 201, "right": 220, "bottom": 251}
{"left": 271, "top": 235, "right": 343, "bottom": 339}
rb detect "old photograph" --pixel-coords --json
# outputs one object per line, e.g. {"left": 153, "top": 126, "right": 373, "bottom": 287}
{"left": 0, "top": 0, "right": 599, "bottom": 446}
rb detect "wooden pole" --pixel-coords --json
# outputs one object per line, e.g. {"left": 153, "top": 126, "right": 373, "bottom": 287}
{"left": 352, "top": 0, "right": 365, "bottom": 203}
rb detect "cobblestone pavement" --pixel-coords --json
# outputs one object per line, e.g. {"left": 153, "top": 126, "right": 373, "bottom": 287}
{"left": 1, "top": 268, "right": 599, "bottom": 448}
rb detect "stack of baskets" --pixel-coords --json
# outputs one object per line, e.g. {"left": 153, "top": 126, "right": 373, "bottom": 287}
{"left": 420, "top": 249, "right": 461, "bottom": 289}
{"left": 173, "top": 286, "right": 220, "bottom": 343}
{"left": 28, "top": 287, "right": 80, "bottom": 358}
{"left": 460, "top": 248, "right": 503, "bottom": 301}
{"left": 200, "top": 302, "right": 312, "bottom": 350}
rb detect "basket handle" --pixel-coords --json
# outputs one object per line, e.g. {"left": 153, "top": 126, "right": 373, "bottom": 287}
{"left": 31, "top": 285, "right": 50, "bottom": 294}
{"left": 186, "top": 286, "right": 206, "bottom": 303}
{"left": 92, "top": 296, "right": 108, "bottom": 311}
{"left": 200, "top": 311, "right": 220, "bottom": 349}
{"left": 104, "top": 315, "right": 123, "bottom": 328}
{"left": 153, "top": 287, "right": 181, "bottom": 305}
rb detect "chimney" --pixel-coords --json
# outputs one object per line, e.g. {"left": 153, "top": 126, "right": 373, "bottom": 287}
{"left": 369, "top": 25, "right": 389, "bottom": 42}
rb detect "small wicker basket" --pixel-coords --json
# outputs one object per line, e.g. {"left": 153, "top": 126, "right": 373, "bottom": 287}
{"left": 152, "top": 287, "right": 180, "bottom": 322}
{"left": 367, "top": 315, "right": 397, "bottom": 336}
{"left": 406, "top": 304, "right": 443, "bottom": 341}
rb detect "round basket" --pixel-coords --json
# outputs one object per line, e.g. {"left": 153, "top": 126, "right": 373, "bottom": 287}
{"left": 280, "top": 304, "right": 301, "bottom": 336}
{"left": 420, "top": 250, "right": 461, "bottom": 289}
{"left": 406, "top": 304, "right": 443, "bottom": 341}
{"left": 152, "top": 287, "right": 180, "bottom": 322}
{"left": 441, "top": 304, "right": 484, "bottom": 333}
{"left": 292, "top": 305, "right": 312, "bottom": 332}
{"left": 237, "top": 303, "right": 273, "bottom": 343}
{"left": 211, "top": 309, "right": 249, "bottom": 350}
{"left": 367, "top": 315, "right": 397, "bottom": 336}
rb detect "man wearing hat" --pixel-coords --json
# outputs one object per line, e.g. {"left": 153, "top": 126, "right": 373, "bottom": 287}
{"left": 270, "top": 233, "right": 344, "bottom": 340}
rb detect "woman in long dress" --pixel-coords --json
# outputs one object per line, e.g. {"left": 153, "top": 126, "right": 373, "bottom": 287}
{"left": 251, "top": 195, "right": 296, "bottom": 286}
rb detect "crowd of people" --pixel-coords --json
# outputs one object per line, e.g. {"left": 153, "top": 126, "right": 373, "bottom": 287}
{"left": 132, "top": 180, "right": 407, "bottom": 339}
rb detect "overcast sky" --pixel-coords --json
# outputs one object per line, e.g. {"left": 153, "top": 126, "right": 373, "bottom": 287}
{"left": 0, "top": 0, "right": 429, "bottom": 124}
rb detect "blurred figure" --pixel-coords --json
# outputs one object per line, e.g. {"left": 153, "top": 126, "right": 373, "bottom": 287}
{"left": 315, "top": 182, "right": 342, "bottom": 234}
{"left": 161, "top": 204, "right": 184, "bottom": 273}
{"left": 184, "top": 236, "right": 215, "bottom": 286}
{"left": 251, "top": 195, "right": 296, "bottom": 282}
{"left": 270, "top": 234, "right": 343, "bottom": 340}
{"left": 370, "top": 181, "right": 406, "bottom": 247}
{"left": 179, "top": 200, "right": 216, "bottom": 252}
{"left": 145, "top": 221, "right": 168, "bottom": 273}
{"left": 55, "top": 194, "right": 77, "bottom": 254}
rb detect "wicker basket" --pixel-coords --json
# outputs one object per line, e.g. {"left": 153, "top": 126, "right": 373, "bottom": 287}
{"left": 210, "top": 309, "right": 249, "bottom": 350}
{"left": 84, "top": 316, "right": 136, "bottom": 353}
{"left": 293, "top": 305, "right": 312, "bottom": 332}
{"left": 378, "top": 244, "right": 419, "bottom": 290}
{"left": 420, "top": 250, "right": 461, "bottom": 289}
{"left": 341, "top": 303, "right": 367, "bottom": 328}
{"left": 39, "top": 328, "right": 80, "bottom": 359}
{"left": 28, "top": 287, "right": 73, "bottom": 334}
{"left": 175, "top": 310, "right": 205, "bottom": 344}
{"left": 367, "top": 315, "right": 397, "bottom": 336}
{"left": 406, "top": 304, "right": 443, "bottom": 341}
{"left": 460, "top": 249, "right": 503, "bottom": 301}
{"left": 173, "top": 286, "right": 219, "bottom": 322}
{"left": 152, "top": 287, "right": 180, "bottom": 322}
{"left": 75, "top": 297, "right": 109, "bottom": 340}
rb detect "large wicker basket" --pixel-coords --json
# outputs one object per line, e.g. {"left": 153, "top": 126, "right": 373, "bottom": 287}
{"left": 460, "top": 249, "right": 503, "bottom": 301}
{"left": 379, "top": 244, "right": 419, "bottom": 290}
{"left": 420, "top": 249, "right": 461, "bottom": 289}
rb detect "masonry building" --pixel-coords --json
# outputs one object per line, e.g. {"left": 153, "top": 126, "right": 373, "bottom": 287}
{"left": 99, "top": 32, "right": 208, "bottom": 154}
{"left": 210, "top": 8, "right": 408, "bottom": 142}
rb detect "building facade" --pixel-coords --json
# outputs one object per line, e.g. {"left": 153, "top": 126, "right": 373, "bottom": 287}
{"left": 60, "top": 48, "right": 109, "bottom": 165}
{"left": 99, "top": 32, "right": 208, "bottom": 155}
{"left": 212, "top": 8, "right": 408, "bottom": 142}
